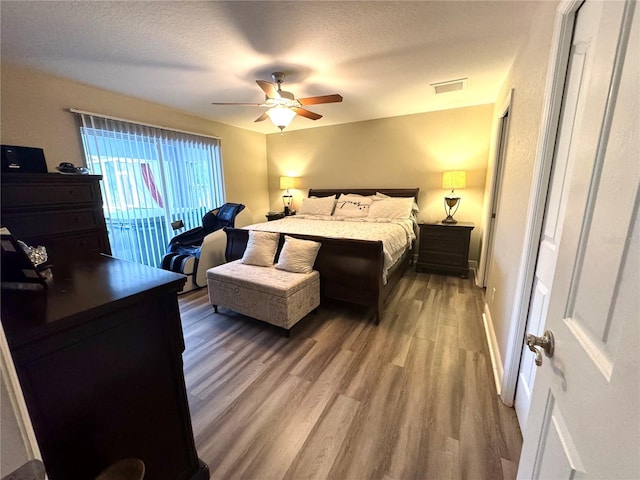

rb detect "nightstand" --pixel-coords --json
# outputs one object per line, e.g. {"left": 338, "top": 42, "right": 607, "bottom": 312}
{"left": 266, "top": 211, "right": 286, "bottom": 221}
{"left": 416, "top": 222, "right": 474, "bottom": 278}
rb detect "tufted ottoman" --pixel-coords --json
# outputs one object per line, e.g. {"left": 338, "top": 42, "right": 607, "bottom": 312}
{"left": 206, "top": 260, "right": 320, "bottom": 334}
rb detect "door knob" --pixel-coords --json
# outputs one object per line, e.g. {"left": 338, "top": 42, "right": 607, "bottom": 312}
{"left": 526, "top": 330, "right": 555, "bottom": 366}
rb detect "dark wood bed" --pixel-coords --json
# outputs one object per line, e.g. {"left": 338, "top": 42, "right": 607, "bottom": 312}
{"left": 223, "top": 188, "right": 419, "bottom": 324}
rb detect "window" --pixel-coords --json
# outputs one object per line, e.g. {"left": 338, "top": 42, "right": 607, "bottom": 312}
{"left": 75, "top": 113, "right": 225, "bottom": 268}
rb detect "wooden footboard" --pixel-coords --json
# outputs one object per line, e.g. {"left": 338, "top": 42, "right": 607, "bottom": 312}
{"left": 223, "top": 227, "right": 408, "bottom": 323}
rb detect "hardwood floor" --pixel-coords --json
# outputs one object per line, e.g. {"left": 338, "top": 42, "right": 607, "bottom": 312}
{"left": 178, "top": 269, "right": 522, "bottom": 480}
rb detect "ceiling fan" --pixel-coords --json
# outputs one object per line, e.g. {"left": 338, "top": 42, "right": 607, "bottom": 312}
{"left": 211, "top": 72, "right": 343, "bottom": 132}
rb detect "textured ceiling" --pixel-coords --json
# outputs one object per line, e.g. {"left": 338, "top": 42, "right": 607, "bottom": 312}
{"left": 0, "top": 1, "right": 539, "bottom": 134}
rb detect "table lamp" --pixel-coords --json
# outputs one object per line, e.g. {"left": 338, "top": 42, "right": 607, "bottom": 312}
{"left": 279, "top": 176, "right": 296, "bottom": 214}
{"left": 442, "top": 170, "right": 466, "bottom": 224}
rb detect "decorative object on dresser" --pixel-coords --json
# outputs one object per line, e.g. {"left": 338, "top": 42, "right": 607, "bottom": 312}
{"left": 441, "top": 170, "right": 467, "bottom": 224}
{"left": 0, "top": 227, "right": 49, "bottom": 290}
{"left": 0, "top": 173, "right": 110, "bottom": 261}
{"left": 416, "top": 222, "right": 474, "bottom": 278}
{"left": 1, "top": 255, "right": 210, "bottom": 480}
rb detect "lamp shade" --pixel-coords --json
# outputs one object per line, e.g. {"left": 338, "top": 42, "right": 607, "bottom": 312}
{"left": 266, "top": 106, "right": 297, "bottom": 130}
{"left": 279, "top": 176, "right": 296, "bottom": 190}
{"left": 442, "top": 170, "right": 467, "bottom": 190}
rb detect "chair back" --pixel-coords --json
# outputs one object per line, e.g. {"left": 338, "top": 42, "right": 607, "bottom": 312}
{"left": 202, "top": 203, "right": 245, "bottom": 233}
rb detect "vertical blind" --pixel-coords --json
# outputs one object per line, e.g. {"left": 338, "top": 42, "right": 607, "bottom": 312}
{"left": 74, "top": 112, "right": 225, "bottom": 268}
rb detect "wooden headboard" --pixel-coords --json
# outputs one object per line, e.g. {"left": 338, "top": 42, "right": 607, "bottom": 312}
{"left": 307, "top": 188, "right": 419, "bottom": 202}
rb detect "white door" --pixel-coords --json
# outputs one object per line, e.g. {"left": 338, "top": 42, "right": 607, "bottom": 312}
{"left": 513, "top": 0, "right": 603, "bottom": 428}
{"left": 518, "top": 1, "right": 639, "bottom": 478}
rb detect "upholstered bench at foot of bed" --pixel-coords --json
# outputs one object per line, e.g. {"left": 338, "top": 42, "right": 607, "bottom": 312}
{"left": 206, "top": 260, "right": 320, "bottom": 334}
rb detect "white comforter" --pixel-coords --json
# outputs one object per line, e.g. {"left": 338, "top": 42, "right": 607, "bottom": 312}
{"left": 243, "top": 215, "right": 416, "bottom": 282}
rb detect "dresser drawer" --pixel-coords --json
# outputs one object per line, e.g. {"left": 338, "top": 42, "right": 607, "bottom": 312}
{"left": 420, "top": 234, "right": 466, "bottom": 254}
{"left": 1, "top": 208, "right": 106, "bottom": 238}
{"left": 1, "top": 175, "right": 102, "bottom": 208}
{"left": 420, "top": 250, "right": 467, "bottom": 267}
{"left": 41, "top": 230, "right": 111, "bottom": 258}
{"left": 15, "top": 230, "right": 111, "bottom": 259}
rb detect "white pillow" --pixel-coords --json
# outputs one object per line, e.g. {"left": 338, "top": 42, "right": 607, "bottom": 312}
{"left": 298, "top": 196, "right": 336, "bottom": 216}
{"left": 333, "top": 194, "right": 373, "bottom": 218}
{"left": 375, "top": 192, "right": 419, "bottom": 211}
{"left": 241, "top": 230, "right": 279, "bottom": 266}
{"left": 275, "top": 235, "right": 321, "bottom": 274}
{"left": 368, "top": 197, "right": 414, "bottom": 219}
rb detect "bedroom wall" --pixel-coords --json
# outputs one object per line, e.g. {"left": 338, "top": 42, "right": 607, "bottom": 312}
{"left": 264, "top": 104, "right": 493, "bottom": 263}
{"left": 483, "top": 1, "right": 559, "bottom": 366}
{"left": 0, "top": 62, "right": 269, "bottom": 221}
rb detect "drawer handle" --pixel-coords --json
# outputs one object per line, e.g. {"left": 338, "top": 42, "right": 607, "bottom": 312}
{"left": 75, "top": 216, "right": 82, "bottom": 223}
{"left": 69, "top": 189, "right": 78, "bottom": 196}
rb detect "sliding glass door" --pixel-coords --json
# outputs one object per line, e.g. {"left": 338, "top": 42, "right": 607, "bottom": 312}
{"left": 76, "top": 114, "right": 225, "bottom": 268}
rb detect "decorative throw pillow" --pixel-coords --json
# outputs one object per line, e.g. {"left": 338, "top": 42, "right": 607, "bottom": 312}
{"left": 241, "top": 230, "right": 279, "bottom": 266}
{"left": 333, "top": 194, "right": 373, "bottom": 218}
{"left": 298, "top": 196, "right": 336, "bottom": 216}
{"left": 275, "top": 236, "right": 321, "bottom": 274}
{"left": 368, "top": 197, "right": 414, "bottom": 219}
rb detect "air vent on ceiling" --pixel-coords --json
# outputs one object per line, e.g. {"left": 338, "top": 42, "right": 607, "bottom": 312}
{"left": 430, "top": 78, "right": 467, "bottom": 94}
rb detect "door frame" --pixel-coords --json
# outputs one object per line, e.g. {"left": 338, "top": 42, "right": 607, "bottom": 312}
{"left": 477, "top": 89, "right": 512, "bottom": 288}
{"left": 501, "top": 0, "right": 583, "bottom": 406}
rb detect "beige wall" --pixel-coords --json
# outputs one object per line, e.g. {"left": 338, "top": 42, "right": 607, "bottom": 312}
{"left": 1, "top": 63, "right": 494, "bottom": 265}
{"left": 265, "top": 105, "right": 493, "bottom": 263}
{"left": 0, "top": 63, "right": 269, "bottom": 221}
{"left": 484, "top": 1, "right": 559, "bottom": 363}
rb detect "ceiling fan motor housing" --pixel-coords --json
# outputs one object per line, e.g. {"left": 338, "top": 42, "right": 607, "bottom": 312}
{"left": 272, "top": 72, "right": 286, "bottom": 84}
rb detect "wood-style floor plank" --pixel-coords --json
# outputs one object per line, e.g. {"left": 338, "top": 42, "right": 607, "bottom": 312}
{"left": 328, "top": 361, "right": 406, "bottom": 480}
{"left": 179, "top": 270, "right": 522, "bottom": 479}
{"left": 283, "top": 394, "right": 361, "bottom": 480}
{"left": 241, "top": 348, "right": 354, "bottom": 479}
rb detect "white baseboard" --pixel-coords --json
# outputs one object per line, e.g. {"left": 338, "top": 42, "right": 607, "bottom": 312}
{"left": 468, "top": 260, "right": 478, "bottom": 282}
{"left": 482, "top": 303, "right": 503, "bottom": 396}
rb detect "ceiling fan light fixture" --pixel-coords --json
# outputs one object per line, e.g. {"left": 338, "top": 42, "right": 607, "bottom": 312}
{"left": 266, "top": 106, "right": 297, "bottom": 131}
{"left": 211, "top": 71, "right": 341, "bottom": 131}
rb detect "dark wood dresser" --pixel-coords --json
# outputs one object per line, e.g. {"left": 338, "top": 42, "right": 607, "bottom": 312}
{"left": 416, "top": 222, "right": 474, "bottom": 278}
{"left": 1, "top": 255, "right": 209, "bottom": 480}
{"left": 0, "top": 173, "right": 110, "bottom": 258}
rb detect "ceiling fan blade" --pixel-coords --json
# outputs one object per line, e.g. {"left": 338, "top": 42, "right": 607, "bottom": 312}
{"left": 297, "top": 94, "right": 343, "bottom": 106}
{"left": 211, "top": 102, "right": 262, "bottom": 106}
{"left": 294, "top": 108, "right": 322, "bottom": 120}
{"left": 256, "top": 80, "right": 280, "bottom": 99}
{"left": 254, "top": 112, "right": 268, "bottom": 122}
